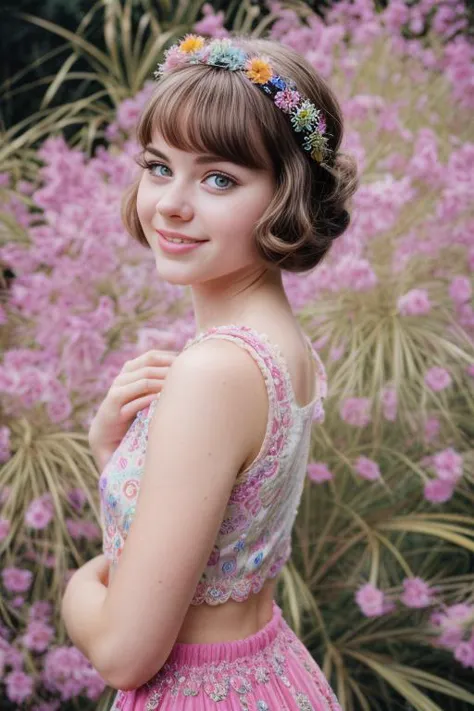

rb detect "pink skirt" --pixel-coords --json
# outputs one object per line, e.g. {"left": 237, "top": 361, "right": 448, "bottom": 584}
{"left": 110, "top": 600, "right": 341, "bottom": 710}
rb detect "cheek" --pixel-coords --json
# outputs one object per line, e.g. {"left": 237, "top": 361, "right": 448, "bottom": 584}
{"left": 136, "top": 180, "right": 154, "bottom": 223}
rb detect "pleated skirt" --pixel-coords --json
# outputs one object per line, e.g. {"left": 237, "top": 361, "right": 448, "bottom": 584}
{"left": 110, "top": 600, "right": 341, "bottom": 711}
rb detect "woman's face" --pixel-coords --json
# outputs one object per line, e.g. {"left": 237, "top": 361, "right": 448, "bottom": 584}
{"left": 136, "top": 130, "right": 276, "bottom": 286}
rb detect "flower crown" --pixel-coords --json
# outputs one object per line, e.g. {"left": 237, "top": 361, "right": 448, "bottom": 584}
{"left": 154, "top": 35, "right": 332, "bottom": 166}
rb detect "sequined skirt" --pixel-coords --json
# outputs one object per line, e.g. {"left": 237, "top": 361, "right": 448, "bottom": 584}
{"left": 110, "top": 600, "right": 341, "bottom": 711}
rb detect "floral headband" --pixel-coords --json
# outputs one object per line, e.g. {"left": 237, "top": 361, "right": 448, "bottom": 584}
{"left": 154, "top": 35, "right": 332, "bottom": 166}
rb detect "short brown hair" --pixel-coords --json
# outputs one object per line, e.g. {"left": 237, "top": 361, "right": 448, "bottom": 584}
{"left": 122, "top": 36, "right": 358, "bottom": 273}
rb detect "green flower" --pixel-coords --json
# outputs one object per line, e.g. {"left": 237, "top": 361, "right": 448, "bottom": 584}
{"left": 303, "top": 130, "right": 329, "bottom": 162}
{"left": 291, "top": 100, "right": 320, "bottom": 133}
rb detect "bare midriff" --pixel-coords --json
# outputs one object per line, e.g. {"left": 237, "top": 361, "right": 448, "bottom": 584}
{"left": 175, "top": 577, "right": 277, "bottom": 644}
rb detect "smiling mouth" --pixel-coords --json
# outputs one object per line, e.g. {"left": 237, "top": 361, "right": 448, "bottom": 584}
{"left": 157, "top": 231, "right": 208, "bottom": 244}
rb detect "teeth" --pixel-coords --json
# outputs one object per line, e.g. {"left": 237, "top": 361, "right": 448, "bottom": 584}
{"left": 165, "top": 236, "right": 199, "bottom": 244}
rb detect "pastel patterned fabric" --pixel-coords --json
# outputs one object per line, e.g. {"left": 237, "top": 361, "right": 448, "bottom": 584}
{"left": 110, "top": 600, "right": 342, "bottom": 710}
{"left": 99, "top": 324, "right": 327, "bottom": 604}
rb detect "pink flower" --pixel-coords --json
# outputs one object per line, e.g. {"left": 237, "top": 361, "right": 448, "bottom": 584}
{"left": 400, "top": 577, "right": 435, "bottom": 608}
{"left": 424, "top": 478, "right": 454, "bottom": 503}
{"left": 355, "top": 583, "right": 394, "bottom": 617}
{"left": 337, "top": 257, "right": 378, "bottom": 291}
{"left": 274, "top": 88, "right": 301, "bottom": 112}
{"left": 354, "top": 456, "right": 381, "bottom": 481}
{"left": 397, "top": 288, "right": 431, "bottom": 316}
{"left": 25, "top": 494, "right": 54, "bottom": 530}
{"left": 454, "top": 639, "right": 474, "bottom": 668}
{"left": 0, "top": 425, "right": 11, "bottom": 463}
{"left": 449, "top": 276, "right": 472, "bottom": 304}
{"left": 4, "top": 670, "right": 34, "bottom": 704}
{"left": 340, "top": 397, "right": 371, "bottom": 427}
{"left": 2, "top": 567, "right": 33, "bottom": 593}
{"left": 308, "top": 462, "right": 333, "bottom": 483}
{"left": 67, "top": 487, "right": 88, "bottom": 511}
{"left": 424, "top": 366, "right": 452, "bottom": 392}
{"left": 29, "top": 600, "right": 53, "bottom": 621}
{"left": 432, "top": 447, "right": 463, "bottom": 482}
{"left": 22, "top": 619, "right": 54, "bottom": 653}
{"left": 424, "top": 416, "right": 440, "bottom": 442}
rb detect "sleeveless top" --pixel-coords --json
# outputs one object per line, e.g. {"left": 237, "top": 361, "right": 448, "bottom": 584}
{"left": 99, "top": 324, "right": 328, "bottom": 606}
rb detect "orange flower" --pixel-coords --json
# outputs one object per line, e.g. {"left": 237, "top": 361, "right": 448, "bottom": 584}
{"left": 179, "top": 35, "right": 205, "bottom": 54}
{"left": 245, "top": 57, "right": 273, "bottom": 85}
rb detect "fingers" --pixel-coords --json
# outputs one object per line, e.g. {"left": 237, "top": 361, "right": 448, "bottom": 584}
{"left": 114, "top": 366, "right": 170, "bottom": 387}
{"left": 121, "top": 350, "right": 178, "bottom": 374}
{"left": 118, "top": 393, "right": 157, "bottom": 420}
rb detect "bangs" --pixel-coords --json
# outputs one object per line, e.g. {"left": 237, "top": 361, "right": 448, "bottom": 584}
{"left": 137, "top": 65, "right": 278, "bottom": 171}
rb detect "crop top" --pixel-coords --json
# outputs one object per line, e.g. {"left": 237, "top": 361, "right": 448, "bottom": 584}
{"left": 99, "top": 324, "right": 327, "bottom": 605}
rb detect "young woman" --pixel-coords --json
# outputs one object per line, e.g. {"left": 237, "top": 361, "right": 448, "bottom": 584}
{"left": 61, "top": 33, "right": 358, "bottom": 711}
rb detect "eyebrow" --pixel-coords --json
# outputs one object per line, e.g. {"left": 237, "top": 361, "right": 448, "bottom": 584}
{"left": 144, "top": 145, "right": 233, "bottom": 165}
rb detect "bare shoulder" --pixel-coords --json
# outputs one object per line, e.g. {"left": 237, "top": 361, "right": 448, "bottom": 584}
{"left": 165, "top": 336, "right": 269, "bottom": 394}
{"left": 154, "top": 336, "right": 268, "bottom": 464}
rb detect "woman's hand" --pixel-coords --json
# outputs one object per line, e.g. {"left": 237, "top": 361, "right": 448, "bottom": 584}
{"left": 88, "top": 349, "right": 178, "bottom": 470}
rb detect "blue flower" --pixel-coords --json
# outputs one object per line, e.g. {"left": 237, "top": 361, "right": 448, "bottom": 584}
{"left": 269, "top": 75, "right": 286, "bottom": 91}
{"left": 221, "top": 556, "right": 237, "bottom": 576}
{"left": 207, "top": 41, "right": 247, "bottom": 71}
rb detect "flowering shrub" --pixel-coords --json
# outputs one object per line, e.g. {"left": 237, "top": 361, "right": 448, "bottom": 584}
{"left": 0, "top": 0, "right": 473, "bottom": 708}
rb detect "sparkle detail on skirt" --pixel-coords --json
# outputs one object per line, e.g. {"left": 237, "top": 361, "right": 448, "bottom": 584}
{"left": 115, "top": 624, "right": 341, "bottom": 711}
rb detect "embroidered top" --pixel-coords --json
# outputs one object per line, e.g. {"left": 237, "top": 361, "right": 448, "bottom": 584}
{"left": 99, "top": 324, "right": 327, "bottom": 606}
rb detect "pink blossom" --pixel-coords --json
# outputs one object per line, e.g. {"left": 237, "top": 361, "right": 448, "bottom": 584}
{"left": 354, "top": 456, "right": 381, "bottom": 480}
{"left": 432, "top": 447, "right": 463, "bottom": 482}
{"left": 431, "top": 604, "right": 474, "bottom": 649}
{"left": 449, "top": 275, "right": 472, "bottom": 303}
{"left": 194, "top": 3, "right": 229, "bottom": 38}
{"left": 22, "top": 619, "right": 54, "bottom": 652}
{"left": 25, "top": 494, "right": 54, "bottom": 530}
{"left": 397, "top": 288, "right": 431, "bottom": 316}
{"left": 29, "top": 600, "right": 53, "bottom": 621}
{"left": 424, "top": 367, "right": 452, "bottom": 392}
{"left": 0, "top": 425, "right": 12, "bottom": 463}
{"left": 400, "top": 577, "right": 435, "bottom": 608}
{"left": 329, "top": 344, "right": 345, "bottom": 362}
{"left": 340, "top": 397, "right": 371, "bottom": 427}
{"left": 67, "top": 487, "right": 88, "bottom": 511}
{"left": 308, "top": 462, "right": 333, "bottom": 483}
{"left": 4, "top": 670, "right": 34, "bottom": 704}
{"left": 454, "top": 639, "right": 474, "bottom": 668}
{"left": 42, "top": 645, "right": 105, "bottom": 700}
{"left": 0, "top": 485, "right": 11, "bottom": 504}
{"left": 424, "top": 416, "right": 440, "bottom": 442}
{"left": 336, "top": 256, "right": 378, "bottom": 291}
{"left": 355, "top": 583, "right": 394, "bottom": 617}
{"left": 424, "top": 478, "right": 455, "bottom": 503}
{"left": 2, "top": 567, "right": 33, "bottom": 593}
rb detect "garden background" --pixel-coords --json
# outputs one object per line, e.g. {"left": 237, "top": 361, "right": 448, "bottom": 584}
{"left": 0, "top": 1, "right": 473, "bottom": 709}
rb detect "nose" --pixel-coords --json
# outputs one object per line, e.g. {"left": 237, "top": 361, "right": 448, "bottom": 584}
{"left": 155, "top": 181, "right": 194, "bottom": 221}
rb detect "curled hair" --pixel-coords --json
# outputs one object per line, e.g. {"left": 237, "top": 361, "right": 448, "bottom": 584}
{"left": 122, "top": 36, "right": 359, "bottom": 273}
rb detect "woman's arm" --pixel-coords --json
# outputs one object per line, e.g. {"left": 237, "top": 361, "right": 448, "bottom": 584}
{"left": 83, "top": 339, "right": 266, "bottom": 690}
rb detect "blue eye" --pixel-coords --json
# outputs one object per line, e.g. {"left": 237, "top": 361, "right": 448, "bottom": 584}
{"left": 148, "top": 162, "right": 171, "bottom": 178}
{"left": 206, "top": 174, "right": 235, "bottom": 190}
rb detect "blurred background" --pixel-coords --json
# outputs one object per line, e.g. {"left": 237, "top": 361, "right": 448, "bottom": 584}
{"left": 0, "top": 1, "right": 473, "bottom": 710}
